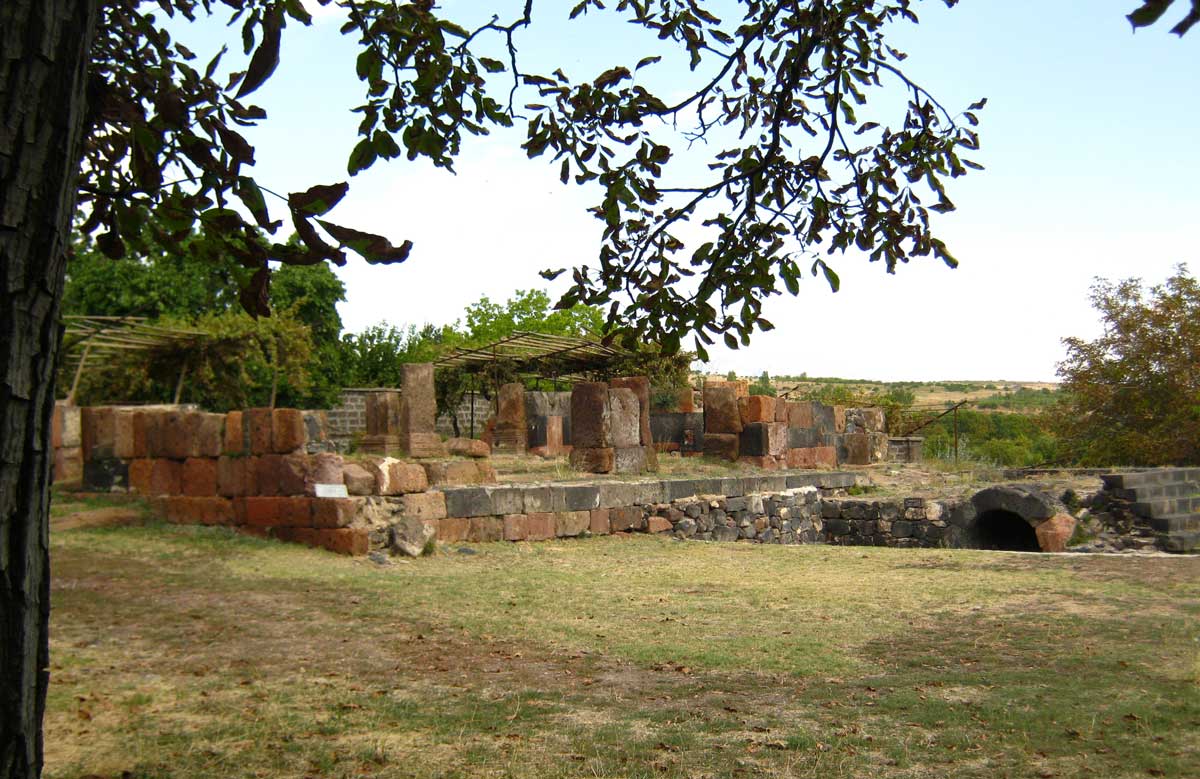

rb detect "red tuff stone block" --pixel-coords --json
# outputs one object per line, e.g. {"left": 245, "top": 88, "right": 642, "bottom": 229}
{"left": 447, "top": 438, "right": 491, "bottom": 458}
{"left": 163, "top": 496, "right": 196, "bottom": 524}
{"left": 129, "top": 411, "right": 151, "bottom": 458}
{"left": 832, "top": 405, "right": 847, "bottom": 433}
{"left": 198, "top": 497, "right": 235, "bottom": 525}
{"left": 51, "top": 405, "right": 64, "bottom": 449}
{"left": 568, "top": 447, "right": 614, "bottom": 474}
{"left": 279, "top": 496, "right": 314, "bottom": 527}
{"left": 609, "top": 506, "right": 644, "bottom": 532}
{"left": 128, "top": 459, "right": 154, "bottom": 495}
{"left": 703, "top": 433, "right": 739, "bottom": 462}
{"left": 312, "top": 497, "right": 360, "bottom": 528}
{"left": 787, "top": 401, "right": 815, "bottom": 430}
{"left": 503, "top": 514, "right": 528, "bottom": 541}
{"left": 423, "top": 459, "right": 480, "bottom": 487}
{"left": 243, "top": 497, "right": 284, "bottom": 527}
{"left": 182, "top": 458, "right": 218, "bottom": 497}
{"left": 224, "top": 410, "right": 245, "bottom": 454}
{"left": 193, "top": 413, "right": 224, "bottom": 457}
{"left": 376, "top": 459, "right": 429, "bottom": 494}
{"left": 162, "top": 411, "right": 198, "bottom": 459}
{"left": 775, "top": 398, "right": 790, "bottom": 423}
{"left": 274, "top": 526, "right": 318, "bottom": 547}
{"left": 272, "top": 408, "right": 306, "bottom": 453}
{"left": 315, "top": 528, "right": 369, "bottom": 556}
{"left": 342, "top": 463, "right": 376, "bottom": 495}
{"left": 81, "top": 407, "right": 117, "bottom": 461}
{"left": 467, "top": 516, "right": 504, "bottom": 542}
{"left": 677, "top": 387, "right": 696, "bottom": 413}
{"left": 703, "top": 384, "right": 742, "bottom": 434}
{"left": 436, "top": 517, "right": 470, "bottom": 543}
{"left": 402, "top": 491, "right": 446, "bottom": 521}
{"left": 1036, "top": 513, "right": 1076, "bottom": 553}
{"left": 526, "top": 512, "right": 556, "bottom": 541}
{"left": 738, "top": 395, "right": 776, "bottom": 425}
{"left": 279, "top": 453, "right": 309, "bottom": 496}
{"left": 243, "top": 408, "right": 274, "bottom": 455}
{"left": 811, "top": 444, "right": 840, "bottom": 468}
{"left": 54, "top": 447, "right": 83, "bottom": 484}
{"left": 475, "top": 461, "right": 497, "bottom": 484}
{"left": 738, "top": 455, "right": 780, "bottom": 471}
{"left": 555, "top": 511, "right": 590, "bottom": 537}
{"left": 254, "top": 454, "right": 282, "bottom": 496}
{"left": 305, "top": 452, "right": 344, "bottom": 495}
{"left": 570, "top": 382, "right": 611, "bottom": 448}
{"left": 589, "top": 508, "right": 611, "bottom": 535}
{"left": 646, "top": 516, "right": 672, "bottom": 534}
{"left": 149, "top": 458, "right": 182, "bottom": 496}
{"left": 140, "top": 410, "right": 166, "bottom": 457}
{"left": 217, "top": 456, "right": 255, "bottom": 498}
{"left": 844, "top": 433, "right": 871, "bottom": 465}
{"left": 113, "top": 410, "right": 136, "bottom": 459}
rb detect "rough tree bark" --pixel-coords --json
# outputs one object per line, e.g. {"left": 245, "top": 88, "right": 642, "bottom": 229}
{"left": 1, "top": 1, "right": 99, "bottom": 777}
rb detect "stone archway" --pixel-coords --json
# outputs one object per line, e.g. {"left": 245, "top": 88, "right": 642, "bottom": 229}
{"left": 956, "top": 486, "right": 1077, "bottom": 552}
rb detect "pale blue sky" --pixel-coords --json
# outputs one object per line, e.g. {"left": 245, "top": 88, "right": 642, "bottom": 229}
{"left": 172, "top": 1, "right": 1198, "bottom": 381}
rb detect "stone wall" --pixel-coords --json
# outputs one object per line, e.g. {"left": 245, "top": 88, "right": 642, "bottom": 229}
{"left": 435, "top": 393, "right": 493, "bottom": 439}
{"left": 326, "top": 389, "right": 385, "bottom": 450}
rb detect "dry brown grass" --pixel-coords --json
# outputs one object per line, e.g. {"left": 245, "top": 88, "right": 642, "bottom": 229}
{"left": 46, "top": 516, "right": 1200, "bottom": 779}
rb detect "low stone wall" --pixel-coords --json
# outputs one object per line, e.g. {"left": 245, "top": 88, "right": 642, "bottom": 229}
{"left": 72, "top": 404, "right": 497, "bottom": 555}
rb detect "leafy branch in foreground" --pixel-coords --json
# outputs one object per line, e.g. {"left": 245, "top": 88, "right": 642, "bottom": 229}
{"left": 521, "top": 1, "right": 983, "bottom": 359}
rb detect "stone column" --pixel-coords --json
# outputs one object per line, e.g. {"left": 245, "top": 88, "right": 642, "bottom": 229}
{"left": 491, "top": 382, "right": 527, "bottom": 454}
{"left": 399, "top": 363, "right": 445, "bottom": 458}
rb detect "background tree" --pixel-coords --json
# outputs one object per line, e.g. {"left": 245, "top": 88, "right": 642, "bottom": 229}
{"left": 1051, "top": 267, "right": 1200, "bottom": 467}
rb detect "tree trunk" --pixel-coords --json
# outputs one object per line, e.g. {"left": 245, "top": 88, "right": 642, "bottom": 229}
{"left": 0, "top": 2, "right": 99, "bottom": 777}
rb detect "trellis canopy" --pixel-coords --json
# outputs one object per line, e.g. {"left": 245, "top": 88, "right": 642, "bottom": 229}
{"left": 435, "top": 331, "right": 628, "bottom": 382}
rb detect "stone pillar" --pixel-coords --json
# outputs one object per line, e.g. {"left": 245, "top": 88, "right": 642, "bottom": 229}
{"left": 358, "top": 364, "right": 445, "bottom": 458}
{"left": 399, "top": 363, "right": 445, "bottom": 458}
{"left": 359, "top": 390, "right": 402, "bottom": 455}
{"left": 492, "top": 382, "right": 527, "bottom": 454}
{"left": 568, "top": 381, "right": 613, "bottom": 473}
{"left": 610, "top": 376, "right": 656, "bottom": 472}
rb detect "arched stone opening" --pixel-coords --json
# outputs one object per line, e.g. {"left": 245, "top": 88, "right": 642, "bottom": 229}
{"left": 972, "top": 509, "right": 1041, "bottom": 552}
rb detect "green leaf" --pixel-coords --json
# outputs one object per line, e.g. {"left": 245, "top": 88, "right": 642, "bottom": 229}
{"left": 235, "top": 7, "right": 282, "bottom": 99}
{"left": 1127, "top": 0, "right": 1173, "bottom": 28}
{"left": 348, "top": 138, "right": 377, "bottom": 175}
{"left": 723, "top": 332, "right": 738, "bottom": 350}
{"left": 316, "top": 219, "right": 413, "bottom": 264}
{"left": 288, "top": 182, "right": 349, "bottom": 217}
{"left": 479, "top": 57, "right": 506, "bottom": 73}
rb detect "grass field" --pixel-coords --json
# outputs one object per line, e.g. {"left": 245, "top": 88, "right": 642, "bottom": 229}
{"left": 47, "top": 510, "right": 1199, "bottom": 778}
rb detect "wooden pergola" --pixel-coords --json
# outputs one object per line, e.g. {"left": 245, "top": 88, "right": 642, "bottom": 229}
{"left": 435, "top": 331, "right": 629, "bottom": 384}
{"left": 61, "top": 316, "right": 208, "bottom": 404}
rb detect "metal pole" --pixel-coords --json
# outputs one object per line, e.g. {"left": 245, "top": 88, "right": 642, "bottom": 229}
{"left": 953, "top": 405, "right": 959, "bottom": 468}
{"left": 173, "top": 360, "right": 188, "bottom": 405}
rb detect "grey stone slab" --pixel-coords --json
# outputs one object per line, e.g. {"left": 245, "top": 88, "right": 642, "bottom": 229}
{"left": 563, "top": 484, "right": 601, "bottom": 511}
{"left": 784, "top": 473, "right": 822, "bottom": 490}
{"left": 718, "top": 477, "right": 744, "bottom": 497}
{"left": 521, "top": 485, "right": 565, "bottom": 513}
{"left": 442, "top": 487, "right": 493, "bottom": 518}
{"left": 485, "top": 486, "right": 525, "bottom": 516}
{"left": 818, "top": 472, "right": 857, "bottom": 489}
{"left": 659, "top": 479, "right": 697, "bottom": 501}
{"left": 597, "top": 481, "right": 659, "bottom": 509}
